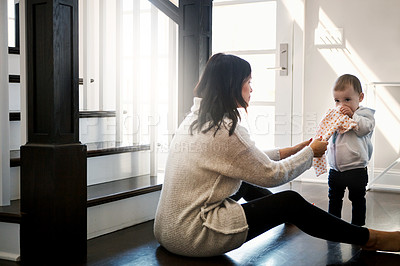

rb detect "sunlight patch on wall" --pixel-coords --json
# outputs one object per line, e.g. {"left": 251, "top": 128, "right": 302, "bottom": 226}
{"left": 315, "top": 8, "right": 378, "bottom": 84}
{"left": 282, "top": 0, "right": 304, "bottom": 31}
{"left": 314, "top": 27, "right": 343, "bottom": 46}
{"left": 372, "top": 85, "right": 400, "bottom": 154}
{"left": 315, "top": 7, "right": 400, "bottom": 158}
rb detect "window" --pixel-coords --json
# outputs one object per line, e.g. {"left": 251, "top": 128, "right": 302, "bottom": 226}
{"left": 213, "top": 0, "right": 277, "bottom": 150}
{"left": 7, "top": 0, "right": 19, "bottom": 49}
{"left": 79, "top": 0, "right": 178, "bottom": 174}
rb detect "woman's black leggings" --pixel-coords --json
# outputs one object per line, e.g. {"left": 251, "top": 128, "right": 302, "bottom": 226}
{"left": 241, "top": 189, "right": 370, "bottom": 245}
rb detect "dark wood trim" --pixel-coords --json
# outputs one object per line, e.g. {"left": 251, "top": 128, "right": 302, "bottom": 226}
{"left": 178, "top": 0, "right": 212, "bottom": 123}
{"left": 21, "top": 143, "right": 87, "bottom": 263}
{"left": 9, "top": 75, "right": 20, "bottom": 83}
{"left": 14, "top": 3, "right": 20, "bottom": 48}
{"left": 10, "top": 150, "right": 20, "bottom": 167}
{"left": 21, "top": 0, "right": 85, "bottom": 263}
{"left": 0, "top": 175, "right": 163, "bottom": 223}
{"left": 0, "top": 200, "right": 21, "bottom": 224}
{"left": 86, "top": 142, "right": 150, "bottom": 157}
{"left": 10, "top": 159, "right": 20, "bottom": 168}
{"left": 9, "top": 110, "right": 116, "bottom": 121}
{"left": 10, "top": 76, "right": 96, "bottom": 86}
{"left": 0, "top": 212, "right": 21, "bottom": 223}
{"left": 26, "top": 0, "right": 80, "bottom": 144}
{"left": 9, "top": 112, "right": 21, "bottom": 121}
{"left": 8, "top": 111, "right": 20, "bottom": 121}
{"left": 10, "top": 142, "right": 150, "bottom": 167}
{"left": 87, "top": 175, "right": 163, "bottom": 203}
{"left": 148, "top": 0, "right": 180, "bottom": 25}
{"left": 8, "top": 47, "right": 20, "bottom": 54}
{"left": 79, "top": 110, "right": 116, "bottom": 118}
{"left": 87, "top": 184, "right": 162, "bottom": 207}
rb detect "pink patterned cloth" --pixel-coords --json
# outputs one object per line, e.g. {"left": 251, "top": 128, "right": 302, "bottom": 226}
{"left": 313, "top": 108, "right": 357, "bottom": 176}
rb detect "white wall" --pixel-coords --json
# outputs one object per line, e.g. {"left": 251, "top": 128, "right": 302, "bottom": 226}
{"left": 301, "top": 0, "right": 400, "bottom": 188}
{"left": 1, "top": 0, "right": 11, "bottom": 206}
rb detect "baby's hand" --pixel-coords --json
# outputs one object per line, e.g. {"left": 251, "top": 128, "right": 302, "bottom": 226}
{"left": 339, "top": 106, "right": 353, "bottom": 118}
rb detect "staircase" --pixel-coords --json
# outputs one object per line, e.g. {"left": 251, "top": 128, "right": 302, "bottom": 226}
{"left": 0, "top": 47, "right": 162, "bottom": 261}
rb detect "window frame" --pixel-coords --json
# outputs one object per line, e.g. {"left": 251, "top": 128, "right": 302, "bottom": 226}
{"left": 8, "top": 1, "right": 20, "bottom": 54}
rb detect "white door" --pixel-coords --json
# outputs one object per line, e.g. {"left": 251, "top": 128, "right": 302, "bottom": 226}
{"left": 212, "top": 0, "right": 296, "bottom": 150}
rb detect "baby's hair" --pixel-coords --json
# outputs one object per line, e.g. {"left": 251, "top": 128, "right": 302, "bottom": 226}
{"left": 333, "top": 74, "right": 362, "bottom": 94}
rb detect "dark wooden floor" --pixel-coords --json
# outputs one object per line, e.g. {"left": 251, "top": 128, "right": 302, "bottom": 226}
{"left": 2, "top": 182, "right": 400, "bottom": 265}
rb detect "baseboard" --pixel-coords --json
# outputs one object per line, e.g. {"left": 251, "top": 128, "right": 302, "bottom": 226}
{"left": 0, "top": 252, "right": 20, "bottom": 262}
{"left": 297, "top": 168, "right": 328, "bottom": 184}
{"left": 368, "top": 168, "right": 400, "bottom": 192}
{"left": 297, "top": 178, "right": 327, "bottom": 184}
{"left": 298, "top": 179, "right": 400, "bottom": 192}
{"left": 367, "top": 184, "right": 400, "bottom": 193}
{"left": 299, "top": 167, "right": 400, "bottom": 189}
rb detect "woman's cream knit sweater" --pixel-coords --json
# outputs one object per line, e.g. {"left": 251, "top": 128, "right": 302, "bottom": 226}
{"left": 154, "top": 97, "right": 314, "bottom": 257}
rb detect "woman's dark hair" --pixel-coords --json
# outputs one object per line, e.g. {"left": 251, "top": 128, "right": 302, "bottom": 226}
{"left": 189, "top": 53, "right": 251, "bottom": 136}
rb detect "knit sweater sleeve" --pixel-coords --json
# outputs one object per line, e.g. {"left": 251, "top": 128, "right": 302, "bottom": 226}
{"left": 264, "top": 149, "right": 281, "bottom": 161}
{"left": 225, "top": 125, "right": 313, "bottom": 187}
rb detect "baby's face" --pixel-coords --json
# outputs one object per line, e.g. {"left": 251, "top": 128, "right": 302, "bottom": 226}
{"left": 333, "top": 85, "right": 363, "bottom": 112}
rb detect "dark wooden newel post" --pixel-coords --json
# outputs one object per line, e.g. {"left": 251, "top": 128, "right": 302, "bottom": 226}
{"left": 178, "top": 0, "right": 212, "bottom": 123}
{"left": 20, "top": 0, "right": 86, "bottom": 263}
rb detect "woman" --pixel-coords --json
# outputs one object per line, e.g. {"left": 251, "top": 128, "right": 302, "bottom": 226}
{"left": 154, "top": 53, "right": 400, "bottom": 257}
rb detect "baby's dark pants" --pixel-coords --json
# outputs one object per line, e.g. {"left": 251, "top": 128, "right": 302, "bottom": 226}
{"left": 328, "top": 168, "right": 368, "bottom": 226}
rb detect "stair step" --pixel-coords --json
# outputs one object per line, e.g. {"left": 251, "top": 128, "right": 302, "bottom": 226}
{"left": 0, "top": 200, "right": 21, "bottom": 224}
{"left": 10, "top": 150, "right": 19, "bottom": 167}
{"left": 10, "top": 141, "right": 148, "bottom": 167}
{"left": 79, "top": 111, "right": 116, "bottom": 118}
{"left": 8, "top": 47, "right": 20, "bottom": 54}
{"left": 5, "top": 141, "right": 154, "bottom": 222}
{"left": 9, "top": 112, "right": 20, "bottom": 121}
{"left": 0, "top": 175, "right": 163, "bottom": 224}
{"left": 87, "top": 175, "right": 163, "bottom": 207}
{"left": 9, "top": 75, "right": 98, "bottom": 85}
{"left": 86, "top": 141, "right": 149, "bottom": 157}
{"left": 9, "top": 75, "right": 20, "bottom": 83}
{"left": 8, "top": 110, "right": 116, "bottom": 122}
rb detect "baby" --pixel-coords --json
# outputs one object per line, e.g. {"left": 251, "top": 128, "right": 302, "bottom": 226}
{"left": 327, "top": 74, "right": 375, "bottom": 226}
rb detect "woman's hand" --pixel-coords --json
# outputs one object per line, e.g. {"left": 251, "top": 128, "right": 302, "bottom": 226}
{"left": 279, "top": 138, "right": 312, "bottom": 159}
{"left": 310, "top": 138, "right": 328, "bottom": 157}
{"left": 293, "top": 138, "right": 312, "bottom": 152}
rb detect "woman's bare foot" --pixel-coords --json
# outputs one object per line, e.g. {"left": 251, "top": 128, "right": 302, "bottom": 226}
{"left": 362, "top": 229, "right": 400, "bottom": 252}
